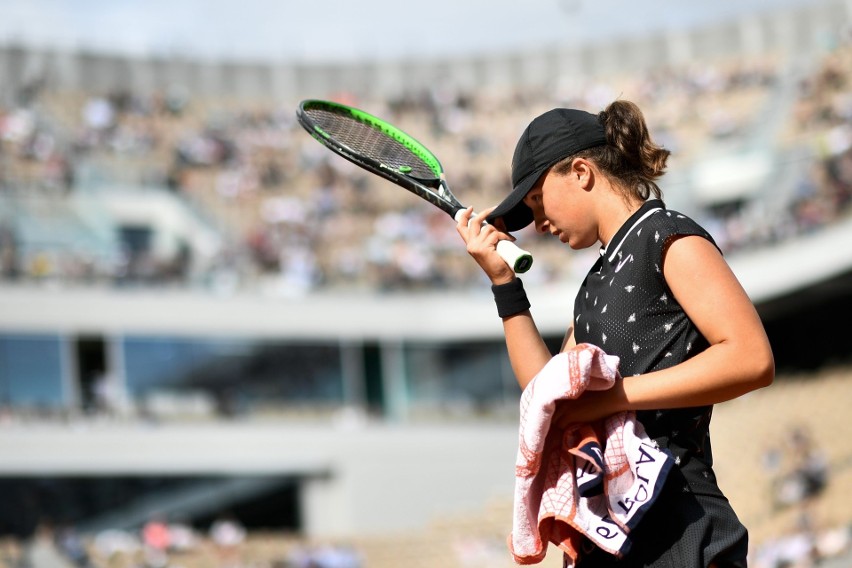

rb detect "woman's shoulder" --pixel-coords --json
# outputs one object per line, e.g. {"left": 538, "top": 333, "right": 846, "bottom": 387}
{"left": 643, "top": 207, "right": 717, "bottom": 247}
{"left": 624, "top": 207, "right": 720, "bottom": 266}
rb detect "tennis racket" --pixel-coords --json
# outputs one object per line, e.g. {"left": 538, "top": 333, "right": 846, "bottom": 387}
{"left": 296, "top": 99, "right": 533, "bottom": 273}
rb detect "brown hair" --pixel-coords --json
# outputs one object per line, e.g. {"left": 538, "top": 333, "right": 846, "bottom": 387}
{"left": 552, "top": 100, "right": 669, "bottom": 202}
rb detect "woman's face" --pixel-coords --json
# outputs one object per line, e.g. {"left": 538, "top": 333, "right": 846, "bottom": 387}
{"left": 523, "top": 165, "right": 597, "bottom": 250}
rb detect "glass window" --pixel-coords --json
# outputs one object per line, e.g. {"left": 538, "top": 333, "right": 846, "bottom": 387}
{"left": 0, "top": 334, "right": 65, "bottom": 408}
{"left": 404, "top": 341, "right": 520, "bottom": 417}
{"left": 121, "top": 336, "right": 343, "bottom": 413}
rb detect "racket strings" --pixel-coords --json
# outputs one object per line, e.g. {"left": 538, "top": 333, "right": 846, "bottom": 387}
{"left": 305, "top": 108, "right": 437, "bottom": 180}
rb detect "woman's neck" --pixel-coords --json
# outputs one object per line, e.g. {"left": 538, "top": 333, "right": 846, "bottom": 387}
{"left": 597, "top": 190, "right": 645, "bottom": 248}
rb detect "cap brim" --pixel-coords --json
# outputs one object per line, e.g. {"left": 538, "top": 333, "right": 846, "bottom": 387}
{"left": 485, "top": 166, "right": 545, "bottom": 232}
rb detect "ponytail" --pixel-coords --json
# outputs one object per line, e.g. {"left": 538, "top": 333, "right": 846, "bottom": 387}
{"left": 554, "top": 100, "right": 669, "bottom": 202}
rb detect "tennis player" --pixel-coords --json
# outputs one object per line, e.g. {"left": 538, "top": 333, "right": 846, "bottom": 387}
{"left": 457, "top": 100, "right": 774, "bottom": 567}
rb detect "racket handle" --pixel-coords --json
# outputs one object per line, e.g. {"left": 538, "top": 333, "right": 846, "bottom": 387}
{"left": 497, "top": 239, "right": 534, "bottom": 274}
{"left": 455, "top": 210, "right": 534, "bottom": 273}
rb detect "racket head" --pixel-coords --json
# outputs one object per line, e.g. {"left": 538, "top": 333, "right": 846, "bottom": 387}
{"left": 297, "top": 99, "right": 463, "bottom": 216}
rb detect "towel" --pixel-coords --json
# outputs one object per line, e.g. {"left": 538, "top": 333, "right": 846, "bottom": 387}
{"left": 509, "top": 343, "right": 675, "bottom": 566}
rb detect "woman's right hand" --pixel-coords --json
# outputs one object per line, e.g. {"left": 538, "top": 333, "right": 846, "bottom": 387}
{"left": 455, "top": 206, "right": 517, "bottom": 285}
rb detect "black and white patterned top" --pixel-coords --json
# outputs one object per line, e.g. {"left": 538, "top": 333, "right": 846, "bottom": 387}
{"left": 573, "top": 199, "right": 718, "bottom": 466}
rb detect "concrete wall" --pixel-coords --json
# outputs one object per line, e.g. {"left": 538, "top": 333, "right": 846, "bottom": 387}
{"left": 0, "top": 419, "right": 520, "bottom": 538}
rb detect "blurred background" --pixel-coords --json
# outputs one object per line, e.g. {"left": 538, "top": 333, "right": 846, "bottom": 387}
{"left": 0, "top": 0, "right": 851, "bottom": 567}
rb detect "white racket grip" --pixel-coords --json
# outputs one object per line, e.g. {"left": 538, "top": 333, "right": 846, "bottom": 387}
{"left": 496, "top": 239, "right": 534, "bottom": 274}
{"left": 455, "top": 210, "right": 534, "bottom": 274}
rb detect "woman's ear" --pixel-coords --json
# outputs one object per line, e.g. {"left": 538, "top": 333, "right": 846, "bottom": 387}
{"left": 572, "top": 158, "right": 594, "bottom": 189}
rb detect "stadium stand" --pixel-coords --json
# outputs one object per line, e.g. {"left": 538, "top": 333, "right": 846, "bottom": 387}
{"left": 0, "top": 45, "right": 850, "bottom": 293}
{"left": 1, "top": 27, "right": 850, "bottom": 292}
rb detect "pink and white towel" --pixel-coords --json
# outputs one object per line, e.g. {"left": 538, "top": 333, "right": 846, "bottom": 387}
{"left": 509, "top": 343, "right": 674, "bottom": 566}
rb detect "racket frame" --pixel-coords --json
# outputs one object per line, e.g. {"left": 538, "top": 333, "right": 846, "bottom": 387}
{"left": 297, "top": 99, "right": 463, "bottom": 217}
{"left": 296, "top": 99, "right": 533, "bottom": 274}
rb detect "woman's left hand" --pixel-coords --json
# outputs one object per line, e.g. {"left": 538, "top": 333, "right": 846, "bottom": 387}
{"left": 553, "top": 384, "right": 626, "bottom": 428}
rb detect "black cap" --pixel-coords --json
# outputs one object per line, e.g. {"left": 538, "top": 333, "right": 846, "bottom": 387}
{"left": 486, "top": 108, "right": 607, "bottom": 232}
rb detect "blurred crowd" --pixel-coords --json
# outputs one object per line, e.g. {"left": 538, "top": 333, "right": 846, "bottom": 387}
{"left": 0, "top": 515, "right": 363, "bottom": 568}
{"left": 0, "top": 39, "right": 850, "bottom": 293}
{"left": 751, "top": 425, "right": 840, "bottom": 568}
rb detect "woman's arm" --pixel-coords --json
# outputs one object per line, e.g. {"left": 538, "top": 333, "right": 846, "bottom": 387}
{"left": 456, "top": 207, "right": 554, "bottom": 389}
{"left": 561, "top": 325, "right": 577, "bottom": 352}
{"left": 501, "top": 311, "right": 553, "bottom": 390}
{"left": 557, "top": 235, "right": 774, "bottom": 425}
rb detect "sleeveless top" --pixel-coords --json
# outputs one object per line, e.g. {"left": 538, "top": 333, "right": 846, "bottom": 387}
{"left": 572, "top": 199, "right": 718, "bottom": 469}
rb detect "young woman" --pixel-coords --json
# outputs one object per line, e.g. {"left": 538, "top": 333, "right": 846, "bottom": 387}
{"left": 456, "top": 100, "right": 775, "bottom": 567}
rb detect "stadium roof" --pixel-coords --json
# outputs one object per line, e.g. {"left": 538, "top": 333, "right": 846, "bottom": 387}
{"left": 0, "top": 0, "right": 821, "bottom": 63}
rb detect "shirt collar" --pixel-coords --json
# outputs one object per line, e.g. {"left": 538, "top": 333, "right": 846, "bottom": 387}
{"left": 600, "top": 199, "right": 665, "bottom": 262}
